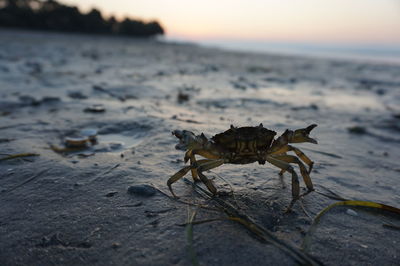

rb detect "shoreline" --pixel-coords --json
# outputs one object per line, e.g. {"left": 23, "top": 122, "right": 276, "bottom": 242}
{"left": 164, "top": 36, "right": 400, "bottom": 66}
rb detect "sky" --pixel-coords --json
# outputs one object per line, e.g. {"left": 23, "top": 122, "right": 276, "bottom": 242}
{"left": 63, "top": 0, "right": 400, "bottom": 45}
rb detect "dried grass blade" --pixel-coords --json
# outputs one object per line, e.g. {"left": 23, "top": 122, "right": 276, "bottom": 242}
{"left": 382, "top": 223, "right": 400, "bottom": 230}
{"left": 315, "top": 185, "right": 349, "bottom": 201}
{"left": 0, "top": 153, "right": 39, "bottom": 161}
{"left": 177, "top": 217, "right": 226, "bottom": 226}
{"left": 302, "top": 200, "right": 400, "bottom": 251}
{"left": 3, "top": 169, "right": 49, "bottom": 193}
{"left": 186, "top": 207, "right": 199, "bottom": 266}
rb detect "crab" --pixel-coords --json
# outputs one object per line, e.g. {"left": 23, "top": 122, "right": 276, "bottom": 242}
{"left": 168, "top": 124, "right": 318, "bottom": 211}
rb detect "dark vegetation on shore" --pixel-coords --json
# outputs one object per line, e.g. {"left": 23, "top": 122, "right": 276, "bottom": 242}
{"left": 0, "top": 0, "right": 164, "bottom": 37}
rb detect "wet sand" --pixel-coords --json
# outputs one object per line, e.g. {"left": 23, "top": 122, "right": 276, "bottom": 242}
{"left": 0, "top": 29, "right": 399, "bottom": 265}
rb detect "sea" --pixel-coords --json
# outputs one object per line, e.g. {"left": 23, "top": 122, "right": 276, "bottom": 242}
{"left": 165, "top": 37, "right": 400, "bottom": 65}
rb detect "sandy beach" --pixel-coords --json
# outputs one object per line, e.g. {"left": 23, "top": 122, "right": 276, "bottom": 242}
{"left": 0, "top": 29, "right": 399, "bottom": 265}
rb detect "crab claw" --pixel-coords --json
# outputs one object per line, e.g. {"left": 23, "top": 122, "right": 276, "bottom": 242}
{"left": 172, "top": 130, "right": 207, "bottom": 151}
{"left": 172, "top": 130, "right": 196, "bottom": 150}
{"left": 184, "top": 152, "right": 190, "bottom": 163}
{"left": 292, "top": 124, "right": 318, "bottom": 144}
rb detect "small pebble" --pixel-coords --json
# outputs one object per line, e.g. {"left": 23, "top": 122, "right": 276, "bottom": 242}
{"left": 76, "top": 241, "right": 92, "bottom": 248}
{"left": 112, "top": 242, "right": 121, "bottom": 249}
{"left": 128, "top": 184, "right": 157, "bottom": 197}
{"left": 177, "top": 92, "right": 189, "bottom": 103}
{"left": 346, "top": 209, "right": 358, "bottom": 216}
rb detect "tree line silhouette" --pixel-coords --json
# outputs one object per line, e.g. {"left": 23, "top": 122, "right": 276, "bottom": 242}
{"left": 0, "top": 0, "right": 164, "bottom": 37}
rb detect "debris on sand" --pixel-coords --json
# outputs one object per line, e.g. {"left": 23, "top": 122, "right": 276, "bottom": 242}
{"left": 347, "top": 126, "right": 367, "bottom": 134}
{"left": 52, "top": 129, "right": 98, "bottom": 153}
{"left": 0, "top": 138, "right": 14, "bottom": 143}
{"left": 64, "top": 136, "right": 90, "bottom": 148}
{"left": 37, "top": 233, "right": 92, "bottom": 249}
{"left": 105, "top": 191, "right": 118, "bottom": 197}
{"left": 18, "top": 95, "right": 61, "bottom": 106}
{"left": 67, "top": 91, "right": 88, "bottom": 99}
{"left": 346, "top": 209, "right": 358, "bottom": 216}
{"left": 171, "top": 115, "right": 201, "bottom": 124}
{"left": 128, "top": 184, "right": 157, "bottom": 197}
{"left": 111, "top": 242, "right": 122, "bottom": 249}
{"left": 40, "top": 97, "right": 61, "bottom": 104}
{"left": 247, "top": 66, "right": 272, "bottom": 73}
{"left": 93, "top": 85, "right": 120, "bottom": 100}
{"left": 84, "top": 104, "right": 106, "bottom": 113}
{"left": 0, "top": 111, "right": 11, "bottom": 116}
{"left": 177, "top": 92, "right": 190, "bottom": 104}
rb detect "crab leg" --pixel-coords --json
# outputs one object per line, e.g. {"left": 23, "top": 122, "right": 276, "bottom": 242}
{"left": 189, "top": 154, "right": 200, "bottom": 181}
{"left": 167, "top": 166, "right": 192, "bottom": 197}
{"left": 168, "top": 159, "right": 214, "bottom": 197}
{"left": 270, "top": 145, "right": 314, "bottom": 173}
{"left": 271, "top": 154, "right": 314, "bottom": 191}
{"left": 196, "top": 159, "right": 225, "bottom": 195}
{"left": 184, "top": 150, "right": 200, "bottom": 181}
{"left": 266, "top": 156, "right": 300, "bottom": 212}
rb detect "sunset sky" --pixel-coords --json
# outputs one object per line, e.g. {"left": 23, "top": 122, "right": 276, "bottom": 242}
{"left": 63, "top": 0, "right": 400, "bottom": 44}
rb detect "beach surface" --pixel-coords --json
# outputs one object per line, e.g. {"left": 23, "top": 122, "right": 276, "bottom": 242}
{"left": 0, "top": 29, "right": 399, "bottom": 265}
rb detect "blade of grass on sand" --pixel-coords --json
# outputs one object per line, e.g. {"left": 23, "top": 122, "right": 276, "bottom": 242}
{"left": 0, "top": 153, "right": 39, "bottom": 161}
{"left": 382, "top": 223, "right": 400, "bottom": 230}
{"left": 186, "top": 207, "right": 199, "bottom": 266}
{"left": 302, "top": 200, "right": 400, "bottom": 251}
{"left": 183, "top": 178, "right": 322, "bottom": 266}
{"left": 315, "top": 184, "right": 349, "bottom": 201}
{"left": 3, "top": 169, "right": 49, "bottom": 193}
{"left": 177, "top": 217, "right": 227, "bottom": 226}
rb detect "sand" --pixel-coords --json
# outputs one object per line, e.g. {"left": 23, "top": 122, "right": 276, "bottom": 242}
{"left": 0, "top": 29, "right": 399, "bottom": 265}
